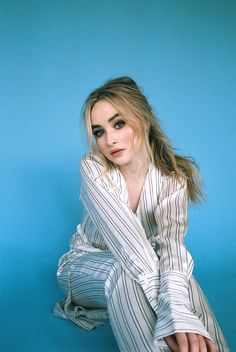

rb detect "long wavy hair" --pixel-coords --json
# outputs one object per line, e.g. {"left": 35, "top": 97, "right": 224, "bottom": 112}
{"left": 82, "top": 76, "right": 204, "bottom": 203}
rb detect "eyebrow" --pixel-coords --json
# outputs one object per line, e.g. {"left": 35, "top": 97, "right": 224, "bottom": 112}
{"left": 92, "top": 113, "right": 120, "bottom": 130}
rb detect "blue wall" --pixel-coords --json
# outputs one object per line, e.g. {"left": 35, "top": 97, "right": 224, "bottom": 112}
{"left": 0, "top": 1, "right": 235, "bottom": 350}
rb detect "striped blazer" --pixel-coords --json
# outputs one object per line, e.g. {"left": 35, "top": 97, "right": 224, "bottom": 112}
{"left": 66, "top": 152, "right": 212, "bottom": 341}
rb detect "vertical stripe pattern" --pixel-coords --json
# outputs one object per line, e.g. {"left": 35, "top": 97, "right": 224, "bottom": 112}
{"left": 54, "top": 153, "right": 228, "bottom": 351}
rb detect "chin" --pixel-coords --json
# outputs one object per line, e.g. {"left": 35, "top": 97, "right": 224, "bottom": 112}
{"left": 106, "top": 154, "right": 132, "bottom": 167}
{"left": 114, "top": 160, "right": 131, "bottom": 167}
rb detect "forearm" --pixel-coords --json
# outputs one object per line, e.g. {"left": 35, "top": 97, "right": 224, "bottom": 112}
{"left": 81, "top": 182, "right": 159, "bottom": 278}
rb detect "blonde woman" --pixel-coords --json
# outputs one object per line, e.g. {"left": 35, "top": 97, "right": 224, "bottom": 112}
{"left": 54, "top": 77, "right": 228, "bottom": 352}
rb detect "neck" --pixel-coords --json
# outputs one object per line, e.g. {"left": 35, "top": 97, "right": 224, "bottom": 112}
{"left": 119, "top": 157, "right": 150, "bottom": 181}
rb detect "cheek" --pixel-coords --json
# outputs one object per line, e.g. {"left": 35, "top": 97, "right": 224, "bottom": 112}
{"left": 96, "top": 139, "right": 108, "bottom": 154}
{"left": 94, "top": 138, "right": 102, "bottom": 150}
{"left": 123, "top": 126, "right": 136, "bottom": 143}
{"left": 125, "top": 127, "right": 141, "bottom": 149}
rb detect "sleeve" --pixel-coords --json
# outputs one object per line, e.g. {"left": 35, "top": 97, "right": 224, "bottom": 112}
{"left": 153, "top": 175, "right": 212, "bottom": 341}
{"left": 79, "top": 153, "right": 160, "bottom": 310}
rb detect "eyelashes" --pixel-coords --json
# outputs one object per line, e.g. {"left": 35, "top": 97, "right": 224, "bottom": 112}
{"left": 93, "top": 120, "right": 126, "bottom": 138}
{"left": 114, "top": 120, "right": 125, "bottom": 129}
{"left": 93, "top": 129, "right": 104, "bottom": 138}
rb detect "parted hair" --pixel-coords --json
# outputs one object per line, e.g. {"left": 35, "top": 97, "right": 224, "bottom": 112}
{"left": 82, "top": 76, "right": 204, "bottom": 203}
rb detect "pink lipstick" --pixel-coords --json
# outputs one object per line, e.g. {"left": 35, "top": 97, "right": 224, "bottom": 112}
{"left": 110, "top": 149, "right": 124, "bottom": 157}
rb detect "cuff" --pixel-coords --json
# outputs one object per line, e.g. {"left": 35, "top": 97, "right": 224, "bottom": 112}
{"left": 139, "top": 272, "right": 160, "bottom": 312}
{"left": 154, "top": 271, "right": 212, "bottom": 341}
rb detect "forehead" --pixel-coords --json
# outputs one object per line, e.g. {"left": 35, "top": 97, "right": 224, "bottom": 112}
{"left": 91, "top": 100, "right": 118, "bottom": 123}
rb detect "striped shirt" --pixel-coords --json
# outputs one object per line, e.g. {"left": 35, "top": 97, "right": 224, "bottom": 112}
{"left": 73, "top": 153, "right": 212, "bottom": 341}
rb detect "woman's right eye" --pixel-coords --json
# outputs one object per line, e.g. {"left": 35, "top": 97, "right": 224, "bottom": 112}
{"left": 93, "top": 129, "right": 104, "bottom": 138}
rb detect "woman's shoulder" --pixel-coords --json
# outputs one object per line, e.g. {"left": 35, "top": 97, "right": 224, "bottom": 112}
{"left": 80, "top": 153, "right": 103, "bottom": 167}
{"left": 81, "top": 152, "right": 101, "bottom": 163}
{"left": 151, "top": 165, "right": 187, "bottom": 195}
{"left": 80, "top": 153, "right": 106, "bottom": 179}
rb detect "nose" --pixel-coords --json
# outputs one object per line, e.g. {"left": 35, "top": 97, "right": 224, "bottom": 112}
{"left": 105, "top": 130, "right": 117, "bottom": 146}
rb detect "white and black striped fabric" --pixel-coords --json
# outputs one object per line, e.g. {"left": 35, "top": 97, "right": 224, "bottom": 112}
{"left": 54, "top": 153, "right": 228, "bottom": 351}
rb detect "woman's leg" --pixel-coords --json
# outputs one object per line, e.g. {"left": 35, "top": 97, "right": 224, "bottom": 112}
{"left": 54, "top": 250, "right": 110, "bottom": 330}
{"left": 104, "top": 258, "right": 170, "bottom": 352}
{"left": 55, "top": 250, "right": 170, "bottom": 352}
{"left": 188, "top": 276, "right": 228, "bottom": 352}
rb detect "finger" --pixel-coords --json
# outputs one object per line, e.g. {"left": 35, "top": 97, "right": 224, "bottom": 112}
{"left": 187, "top": 333, "right": 199, "bottom": 352}
{"left": 164, "top": 335, "right": 179, "bottom": 352}
{"left": 198, "top": 335, "right": 207, "bottom": 352}
{"left": 205, "top": 338, "right": 217, "bottom": 352}
{"left": 175, "top": 333, "right": 189, "bottom": 352}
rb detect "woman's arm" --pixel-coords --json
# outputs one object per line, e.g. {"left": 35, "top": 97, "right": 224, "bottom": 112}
{"left": 153, "top": 175, "right": 213, "bottom": 346}
{"left": 80, "top": 153, "right": 160, "bottom": 309}
{"left": 80, "top": 154, "right": 213, "bottom": 348}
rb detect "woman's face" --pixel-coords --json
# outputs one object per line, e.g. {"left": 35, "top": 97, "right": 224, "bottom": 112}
{"left": 90, "top": 99, "right": 147, "bottom": 169}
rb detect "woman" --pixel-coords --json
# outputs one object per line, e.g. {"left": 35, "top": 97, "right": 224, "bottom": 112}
{"left": 54, "top": 77, "right": 228, "bottom": 351}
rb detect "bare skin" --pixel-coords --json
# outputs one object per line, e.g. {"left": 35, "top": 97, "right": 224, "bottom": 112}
{"left": 165, "top": 333, "right": 216, "bottom": 352}
{"left": 91, "top": 99, "right": 217, "bottom": 352}
{"left": 122, "top": 167, "right": 148, "bottom": 213}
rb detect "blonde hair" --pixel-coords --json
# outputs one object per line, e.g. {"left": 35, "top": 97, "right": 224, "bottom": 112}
{"left": 82, "top": 76, "right": 204, "bottom": 203}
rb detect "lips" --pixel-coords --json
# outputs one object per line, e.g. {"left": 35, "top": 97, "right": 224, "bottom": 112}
{"left": 110, "top": 148, "right": 125, "bottom": 156}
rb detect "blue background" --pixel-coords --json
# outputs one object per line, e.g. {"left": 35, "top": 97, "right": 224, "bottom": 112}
{"left": 0, "top": 0, "right": 235, "bottom": 351}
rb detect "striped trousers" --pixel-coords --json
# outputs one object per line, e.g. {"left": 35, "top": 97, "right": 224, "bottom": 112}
{"left": 54, "top": 250, "right": 227, "bottom": 352}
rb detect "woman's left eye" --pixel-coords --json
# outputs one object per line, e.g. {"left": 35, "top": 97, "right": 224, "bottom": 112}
{"left": 114, "top": 120, "right": 125, "bottom": 129}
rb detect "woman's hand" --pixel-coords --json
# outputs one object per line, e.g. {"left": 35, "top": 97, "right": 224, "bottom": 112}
{"left": 164, "top": 333, "right": 217, "bottom": 352}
